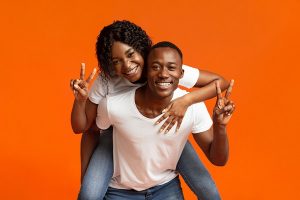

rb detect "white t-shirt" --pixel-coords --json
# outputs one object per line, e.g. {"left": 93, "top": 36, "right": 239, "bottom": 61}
{"left": 89, "top": 64, "right": 200, "bottom": 104}
{"left": 96, "top": 87, "right": 212, "bottom": 191}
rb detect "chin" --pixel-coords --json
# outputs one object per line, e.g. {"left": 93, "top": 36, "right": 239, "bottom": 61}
{"left": 127, "top": 69, "right": 143, "bottom": 83}
{"left": 155, "top": 91, "right": 174, "bottom": 98}
{"left": 128, "top": 74, "right": 140, "bottom": 83}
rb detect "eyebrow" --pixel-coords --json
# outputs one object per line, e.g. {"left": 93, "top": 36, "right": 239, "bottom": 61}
{"left": 112, "top": 47, "right": 134, "bottom": 60}
{"left": 151, "top": 61, "right": 177, "bottom": 65}
{"left": 125, "top": 48, "right": 134, "bottom": 55}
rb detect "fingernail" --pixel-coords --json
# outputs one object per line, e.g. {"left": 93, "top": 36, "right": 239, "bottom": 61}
{"left": 162, "top": 109, "right": 166, "bottom": 113}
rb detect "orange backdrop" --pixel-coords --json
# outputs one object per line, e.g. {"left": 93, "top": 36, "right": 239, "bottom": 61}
{"left": 1, "top": 0, "right": 300, "bottom": 199}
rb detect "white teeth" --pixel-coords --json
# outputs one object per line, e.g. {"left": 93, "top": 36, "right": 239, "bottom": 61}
{"left": 157, "top": 82, "right": 171, "bottom": 86}
{"left": 125, "top": 65, "right": 137, "bottom": 75}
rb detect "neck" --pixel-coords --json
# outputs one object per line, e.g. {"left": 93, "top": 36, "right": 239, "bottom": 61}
{"left": 135, "top": 85, "right": 173, "bottom": 118}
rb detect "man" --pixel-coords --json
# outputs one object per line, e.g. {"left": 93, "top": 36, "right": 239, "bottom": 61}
{"left": 96, "top": 41, "right": 235, "bottom": 199}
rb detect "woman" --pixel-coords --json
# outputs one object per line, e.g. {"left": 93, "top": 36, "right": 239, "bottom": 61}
{"left": 71, "top": 20, "right": 228, "bottom": 200}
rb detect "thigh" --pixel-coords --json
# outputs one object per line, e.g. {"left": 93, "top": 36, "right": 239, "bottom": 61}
{"left": 176, "top": 141, "right": 221, "bottom": 200}
{"left": 78, "top": 130, "right": 114, "bottom": 200}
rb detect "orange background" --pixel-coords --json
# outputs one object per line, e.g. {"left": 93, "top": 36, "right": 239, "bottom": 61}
{"left": 1, "top": 0, "right": 300, "bottom": 199}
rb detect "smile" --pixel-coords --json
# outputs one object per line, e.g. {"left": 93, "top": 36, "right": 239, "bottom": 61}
{"left": 155, "top": 81, "right": 173, "bottom": 89}
{"left": 124, "top": 65, "right": 138, "bottom": 76}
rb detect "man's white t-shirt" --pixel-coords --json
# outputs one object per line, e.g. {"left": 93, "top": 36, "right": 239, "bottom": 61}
{"left": 96, "top": 87, "right": 212, "bottom": 191}
{"left": 89, "top": 65, "right": 200, "bottom": 104}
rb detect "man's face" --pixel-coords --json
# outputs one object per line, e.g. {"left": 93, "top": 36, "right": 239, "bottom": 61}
{"left": 147, "top": 47, "right": 184, "bottom": 99}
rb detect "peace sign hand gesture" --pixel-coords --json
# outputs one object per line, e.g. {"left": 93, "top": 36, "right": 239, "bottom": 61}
{"left": 70, "top": 63, "right": 97, "bottom": 102}
{"left": 213, "top": 80, "right": 236, "bottom": 126}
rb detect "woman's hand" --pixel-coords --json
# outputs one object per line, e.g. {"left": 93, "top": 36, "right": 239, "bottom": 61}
{"left": 155, "top": 95, "right": 191, "bottom": 134}
{"left": 70, "top": 63, "right": 97, "bottom": 102}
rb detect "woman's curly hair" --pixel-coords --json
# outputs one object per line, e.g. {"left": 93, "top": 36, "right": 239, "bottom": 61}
{"left": 96, "top": 20, "right": 152, "bottom": 78}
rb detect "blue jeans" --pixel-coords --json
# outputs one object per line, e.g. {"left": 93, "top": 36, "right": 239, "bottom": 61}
{"left": 104, "top": 176, "right": 183, "bottom": 200}
{"left": 78, "top": 131, "right": 221, "bottom": 200}
{"left": 78, "top": 131, "right": 113, "bottom": 200}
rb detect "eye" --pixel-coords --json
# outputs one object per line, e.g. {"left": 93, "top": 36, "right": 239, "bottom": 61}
{"left": 112, "top": 60, "right": 120, "bottom": 65}
{"left": 151, "top": 64, "right": 160, "bottom": 70}
{"left": 168, "top": 66, "right": 176, "bottom": 71}
{"left": 127, "top": 51, "right": 135, "bottom": 58}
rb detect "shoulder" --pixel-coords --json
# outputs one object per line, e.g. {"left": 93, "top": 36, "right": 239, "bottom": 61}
{"left": 107, "top": 86, "right": 138, "bottom": 102}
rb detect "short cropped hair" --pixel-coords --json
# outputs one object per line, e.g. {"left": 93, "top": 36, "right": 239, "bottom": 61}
{"left": 150, "top": 41, "right": 183, "bottom": 59}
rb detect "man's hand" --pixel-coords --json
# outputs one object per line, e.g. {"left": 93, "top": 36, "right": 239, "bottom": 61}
{"left": 70, "top": 63, "right": 97, "bottom": 102}
{"left": 213, "top": 80, "right": 235, "bottom": 126}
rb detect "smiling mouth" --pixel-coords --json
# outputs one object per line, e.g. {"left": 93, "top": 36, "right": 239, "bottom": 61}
{"left": 123, "top": 65, "right": 138, "bottom": 76}
{"left": 155, "top": 81, "right": 173, "bottom": 89}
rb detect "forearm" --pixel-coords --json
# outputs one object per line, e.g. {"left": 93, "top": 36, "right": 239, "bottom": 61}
{"left": 71, "top": 99, "right": 88, "bottom": 133}
{"left": 209, "top": 124, "right": 229, "bottom": 166}
{"left": 183, "top": 78, "right": 229, "bottom": 105}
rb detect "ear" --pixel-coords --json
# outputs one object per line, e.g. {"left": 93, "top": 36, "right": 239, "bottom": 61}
{"left": 180, "top": 66, "right": 184, "bottom": 79}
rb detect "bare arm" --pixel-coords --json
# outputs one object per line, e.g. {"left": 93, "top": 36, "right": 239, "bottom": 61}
{"left": 70, "top": 63, "right": 97, "bottom": 134}
{"left": 183, "top": 70, "right": 229, "bottom": 104}
{"left": 193, "top": 124, "right": 229, "bottom": 166}
{"left": 193, "top": 80, "right": 235, "bottom": 166}
{"left": 71, "top": 98, "right": 98, "bottom": 133}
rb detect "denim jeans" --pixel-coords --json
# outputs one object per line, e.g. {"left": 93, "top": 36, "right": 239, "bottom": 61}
{"left": 176, "top": 141, "right": 221, "bottom": 200}
{"left": 104, "top": 176, "right": 183, "bottom": 200}
{"left": 78, "top": 131, "right": 221, "bottom": 200}
{"left": 78, "top": 131, "right": 113, "bottom": 200}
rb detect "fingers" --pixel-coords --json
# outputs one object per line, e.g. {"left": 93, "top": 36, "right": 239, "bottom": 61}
{"left": 175, "top": 118, "right": 183, "bottom": 134}
{"left": 159, "top": 116, "right": 177, "bottom": 134}
{"left": 226, "top": 101, "right": 236, "bottom": 116}
{"left": 215, "top": 101, "right": 236, "bottom": 116}
{"left": 70, "top": 79, "right": 75, "bottom": 90}
{"left": 70, "top": 79, "right": 80, "bottom": 90}
{"left": 225, "top": 79, "right": 234, "bottom": 99}
{"left": 86, "top": 68, "right": 97, "bottom": 83}
{"left": 215, "top": 81, "right": 224, "bottom": 109}
{"left": 215, "top": 81, "right": 222, "bottom": 100}
{"left": 73, "top": 81, "right": 88, "bottom": 97}
{"left": 80, "top": 63, "right": 86, "bottom": 80}
{"left": 155, "top": 107, "right": 171, "bottom": 125}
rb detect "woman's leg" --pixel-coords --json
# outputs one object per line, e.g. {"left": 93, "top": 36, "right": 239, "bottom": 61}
{"left": 78, "top": 129, "right": 114, "bottom": 200}
{"left": 176, "top": 141, "right": 221, "bottom": 200}
{"left": 80, "top": 129, "right": 100, "bottom": 183}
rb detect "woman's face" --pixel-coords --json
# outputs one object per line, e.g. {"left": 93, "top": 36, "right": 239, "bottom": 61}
{"left": 111, "top": 41, "right": 144, "bottom": 82}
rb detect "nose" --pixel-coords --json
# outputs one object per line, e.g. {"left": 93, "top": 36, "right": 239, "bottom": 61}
{"left": 158, "top": 67, "right": 169, "bottom": 78}
{"left": 123, "top": 58, "right": 131, "bottom": 68}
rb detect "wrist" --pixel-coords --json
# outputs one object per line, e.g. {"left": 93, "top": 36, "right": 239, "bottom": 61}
{"left": 74, "top": 98, "right": 87, "bottom": 105}
{"left": 182, "top": 93, "right": 194, "bottom": 106}
{"left": 213, "top": 122, "right": 227, "bottom": 131}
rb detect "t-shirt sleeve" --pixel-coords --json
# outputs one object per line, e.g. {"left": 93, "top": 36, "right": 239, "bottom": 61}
{"left": 191, "top": 102, "right": 213, "bottom": 134}
{"left": 96, "top": 97, "right": 112, "bottom": 130}
{"left": 179, "top": 64, "right": 200, "bottom": 89}
{"left": 88, "top": 76, "right": 107, "bottom": 104}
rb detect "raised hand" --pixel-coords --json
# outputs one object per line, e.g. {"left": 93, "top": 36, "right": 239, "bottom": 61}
{"left": 213, "top": 80, "right": 235, "bottom": 126}
{"left": 70, "top": 63, "right": 97, "bottom": 102}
